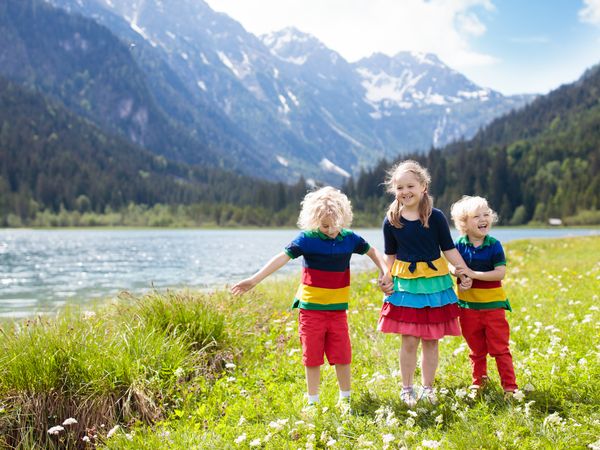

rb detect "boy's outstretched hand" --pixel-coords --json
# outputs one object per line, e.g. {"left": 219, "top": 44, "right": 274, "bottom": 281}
{"left": 230, "top": 278, "right": 256, "bottom": 295}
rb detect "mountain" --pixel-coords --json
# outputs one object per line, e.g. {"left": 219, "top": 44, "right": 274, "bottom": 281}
{"left": 0, "top": 75, "right": 308, "bottom": 223}
{"left": 343, "top": 64, "right": 600, "bottom": 225}
{"left": 43, "top": 0, "right": 534, "bottom": 183}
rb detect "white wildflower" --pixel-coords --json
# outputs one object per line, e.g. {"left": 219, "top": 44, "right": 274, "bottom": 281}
{"left": 326, "top": 438, "right": 337, "bottom": 446}
{"left": 422, "top": 439, "right": 441, "bottom": 448}
{"left": 47, "top": 425, "right": 64, "bottom": 435}
{"left": 382, "top": 433, "right": 395, "bottom": 444}
{"left": 249, "top": 438, "right": 261, "bottom": 447}
{"left": 238, "top": 416, "right": 246, "bottom": 426}
{"left": 578, "top": 358, "right": 587, "bottom": 366}
{"left": 174, "top": 367, "right": 185, "bottom": 378}
{"left": 227, "top": 376, "right": 236, "bottom": 382}
{"left": 523, "top": 383, "right": 535, "bottom": 392}
{"left": 455, "top": 388, "right": 467, "bottom": 399}
{"left": 513, "top": 390, "right": 525, "bottom": 402}
{"left": 106, "top": 425, "right": 120, "bottom": 439}
{"left": 588, "top": 438, "right": 600, "bottom": 449}
{"left": 62, "top": 417, "right": 78, "bottom": 426}
{"left": 435, "top": 414, "right": 444, "bottom": 424}
{"left": 543, "top": 412, "right": 564, "bottom": 428}
{"left": 407, "top": 409, "right": 418, "bottom": 417}
{"left": 225, "top": 362, "right": 236, "bottom": 369}
{"left": 405, "top": 417, "right": 415, "bottom": 428}
{"left": 234, "top": 433, "right": 247, "bottom": 444}
{"left": 82, "top": 436, "right": 90, "bottom": 442}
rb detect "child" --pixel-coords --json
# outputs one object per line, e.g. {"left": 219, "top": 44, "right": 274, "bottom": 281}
{"left": 450, "top": 195, "right": 518, "bottom": 394}
{"left": 231, "top": 186, "right": 389, "bottom": 410}
{"left": 377, "top": 160, "right": 470, "bottom": 406}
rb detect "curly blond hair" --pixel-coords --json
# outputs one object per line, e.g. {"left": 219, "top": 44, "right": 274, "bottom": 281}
{"left": 450, "top": 195, "right": 498, "bottom": 235}
{"left": 384, "top": 160, "right": 433, "bottom": 228}
{"left": 297, "top": 186, "right": 353, "bottom": 230}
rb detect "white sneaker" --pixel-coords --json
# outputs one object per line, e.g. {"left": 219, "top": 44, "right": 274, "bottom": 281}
{"left": 419, "top": 386, "right": 438, "bottom": 405}
{"left": 401, "top": 387, "right": 417, "bottom": 407}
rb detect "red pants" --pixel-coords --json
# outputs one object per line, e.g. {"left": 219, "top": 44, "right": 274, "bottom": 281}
{"left": 459, "top": 308, "right": 517, "bottom": 391}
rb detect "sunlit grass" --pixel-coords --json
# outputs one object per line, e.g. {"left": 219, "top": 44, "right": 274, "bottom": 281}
{"left": 1, "top": 237, "right": 598, "bottom": 449}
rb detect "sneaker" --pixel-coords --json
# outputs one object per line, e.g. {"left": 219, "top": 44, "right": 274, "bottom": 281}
{"left": 401, "top": 387, "right": 417, "bottom": 407}
{"left": 473, "top": 375, "right": 489, "bottom": 390}
{"left": 419, "top": 386, "right": 438, "bottom": 405}
{"left": 336, "top": 397, "right": 353, "bottom": 415}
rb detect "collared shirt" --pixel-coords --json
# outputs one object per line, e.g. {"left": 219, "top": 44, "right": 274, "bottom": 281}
{"left": 455, "top": 234, "right": 511, "bottom": 311}
{"left": 285, "top": 229, "right": 370, "bottom": 310}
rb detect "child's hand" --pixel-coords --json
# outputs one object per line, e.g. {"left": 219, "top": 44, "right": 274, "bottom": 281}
{"left": 230, "top": 279, "right": 256, "bottom": 295}
{"left": 378, "top": 273, "right": 394, "bottom": 295}
{"left": 458, "top": 275, "right": 472, "bottom": 291}
{"left": 456, "top": 266, "right": 476, "bottom": 279}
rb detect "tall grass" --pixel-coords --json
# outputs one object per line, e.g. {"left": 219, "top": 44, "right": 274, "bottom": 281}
{"left": 0, "top": 291, "right": 227, "bottom": 448}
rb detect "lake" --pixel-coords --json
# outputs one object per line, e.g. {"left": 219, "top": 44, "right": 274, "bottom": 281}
{"left": 0, "top": 227, "right": 598, "bottom": 318}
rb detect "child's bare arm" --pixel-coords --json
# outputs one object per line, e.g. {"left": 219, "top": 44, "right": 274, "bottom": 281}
{"left": 230, "top": 252, "right": 291, "bottom": 295}
{"left": 464, "top": 265, "right": 506, "bottom": 281}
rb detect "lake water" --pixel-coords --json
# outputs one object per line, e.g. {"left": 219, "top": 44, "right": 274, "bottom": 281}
{"left": 0, "top": 227, "right": 598, "bottom": 318}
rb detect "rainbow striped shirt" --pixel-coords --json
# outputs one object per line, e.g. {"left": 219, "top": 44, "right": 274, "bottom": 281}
{"left": 455, "top": 235, "right": 511, "bottom": 311}
{"left": 284, "top": 229, "right": 370, "bottom": 310}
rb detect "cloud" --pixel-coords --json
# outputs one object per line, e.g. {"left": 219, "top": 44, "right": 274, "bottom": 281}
{"left": 205, "top": 0, "right": 498, "bottom": 69}
{"left": 579, "top": 0, "right": 600, "bottom": 25}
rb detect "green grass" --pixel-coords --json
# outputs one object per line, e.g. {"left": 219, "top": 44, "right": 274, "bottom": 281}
{"left": 1, "top": 237, "right": 599, "bottom": 449}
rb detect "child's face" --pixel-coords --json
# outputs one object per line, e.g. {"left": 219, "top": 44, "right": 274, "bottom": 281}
{"left": 318, "top": 217, "right": 341, "bottom": 239}
{"left": 465, "top": 206, "right": 492, "bottom": 240}
{"left": 394, "top": 172, "right": 426, "bottom": 208}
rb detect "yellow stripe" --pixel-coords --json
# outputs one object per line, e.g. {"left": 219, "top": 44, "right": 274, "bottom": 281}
{"left": 295, "top": 284, "right": 351, "bottom": 305}
{"left": 458, "top": 287, "right": 507, "bottom": 303}
{"left": 391, "top": 257, "right": 449, "bottom": 279}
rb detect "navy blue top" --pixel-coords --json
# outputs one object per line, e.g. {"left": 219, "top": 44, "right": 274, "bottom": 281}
{"left": 285, "top": 229, "right": 370, "bottom": 272}
{"left": 455, "top": 235, "right": 506, "bottom": 272}
{"left": 382, "top": 208, "right": 455, "bottom": 262}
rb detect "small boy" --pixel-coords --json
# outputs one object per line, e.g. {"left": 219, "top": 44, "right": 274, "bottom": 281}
{"left": 231, "top": 186, "right": 389, "bottom": 411}
{"left": 450, "top": 196, "right": 518, "bottom": 394}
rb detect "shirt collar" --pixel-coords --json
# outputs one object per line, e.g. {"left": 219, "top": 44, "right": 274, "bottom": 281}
{"left": 457, "top": 234, "right": 493, "bottom": 248}
{"left": 313, "top": 228, "right": 350, "bottom": 241}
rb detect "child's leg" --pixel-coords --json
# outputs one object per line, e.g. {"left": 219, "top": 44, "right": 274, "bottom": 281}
{"left": 305, "top": 365, "right": 321, "bottom": 397}
{"left": 459, "top": 308, "right": 488, "bottom": 385}
{"left": 485, "top": 310, "right": 517, "bottom": 391}
{"left": 334, "top": 364, "right": 351, "bottom": 392}
{"left": 421, "top": 339, "right": 439, "bottom": 387}
{"left": 400, "top": 335, "right": 420, "bottom": 387}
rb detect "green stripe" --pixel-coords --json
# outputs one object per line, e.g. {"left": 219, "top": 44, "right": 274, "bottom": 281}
{"left": 458, "top": 299, "right": 512, "bottom": 312}
{"left": 291, "top": 299, "right": 348, "bottom": 310}
{"left": 394, "top": 273, "right": 454, "bottom": 294}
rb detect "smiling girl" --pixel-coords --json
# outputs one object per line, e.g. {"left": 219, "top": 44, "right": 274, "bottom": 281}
{"left": 378, "top": 160, "right": 470, "bottom": 406}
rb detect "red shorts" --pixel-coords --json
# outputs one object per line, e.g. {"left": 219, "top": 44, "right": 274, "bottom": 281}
{"left": 298, "top": 309, "right": 352, "bottom": 366}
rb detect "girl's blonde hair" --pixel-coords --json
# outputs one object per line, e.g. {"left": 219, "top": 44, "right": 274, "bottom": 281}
{"left": 385, "top": 160, "right": 433, "bottom": 228}
{"left": 297, "top": 186, "right": 353, "bottom": 230}
{"left": 450, "top": 195, "right": 498, "bottom": 235}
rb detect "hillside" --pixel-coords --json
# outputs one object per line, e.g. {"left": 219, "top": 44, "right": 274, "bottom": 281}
{"left": 344, "top": 64, "right": 600, "bottom": 225}
{"left": 0, "top": 76, "right": 307, "bottom": 226}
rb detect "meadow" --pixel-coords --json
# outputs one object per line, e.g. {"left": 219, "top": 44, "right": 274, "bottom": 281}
{"left": 0, "top": 236, "right": 598, "bottom": 449}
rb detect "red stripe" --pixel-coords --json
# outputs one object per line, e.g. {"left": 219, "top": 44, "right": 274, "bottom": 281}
{"left": 301, "top": 267, "right": 350, "bottom": 289}
{"left": 456, "top": 279, "right": 502, "bottom": 289}
{"left": 381, "top": 302, "right": 460, "bottom": 324}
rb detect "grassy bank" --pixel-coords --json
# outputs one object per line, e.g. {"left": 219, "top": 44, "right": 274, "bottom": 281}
{"left": 1, "top": 237, "right": 599, "bottom": 449}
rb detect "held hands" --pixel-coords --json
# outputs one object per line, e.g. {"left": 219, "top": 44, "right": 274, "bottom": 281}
{"left": 378, "top": 272, "right": 394, "bottom": 295}
{"left": 230, "top": 278, "right": 256, "bottom": 295}
{"left": 458, "top": 275, "right": 472, "bottom": 291}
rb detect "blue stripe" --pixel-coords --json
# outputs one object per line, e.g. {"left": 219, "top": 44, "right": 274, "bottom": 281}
{"left": 384, "top": 287, "right": 458, "bottom": 309}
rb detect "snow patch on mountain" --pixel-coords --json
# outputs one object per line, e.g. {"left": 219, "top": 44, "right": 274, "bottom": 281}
{"left": 320, "top": 158, "right": 350, "bottom": 178}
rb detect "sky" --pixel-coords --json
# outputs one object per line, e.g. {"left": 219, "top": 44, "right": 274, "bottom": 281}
{"left": 203, "top": 0, "right": 600, "bottom": 96}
